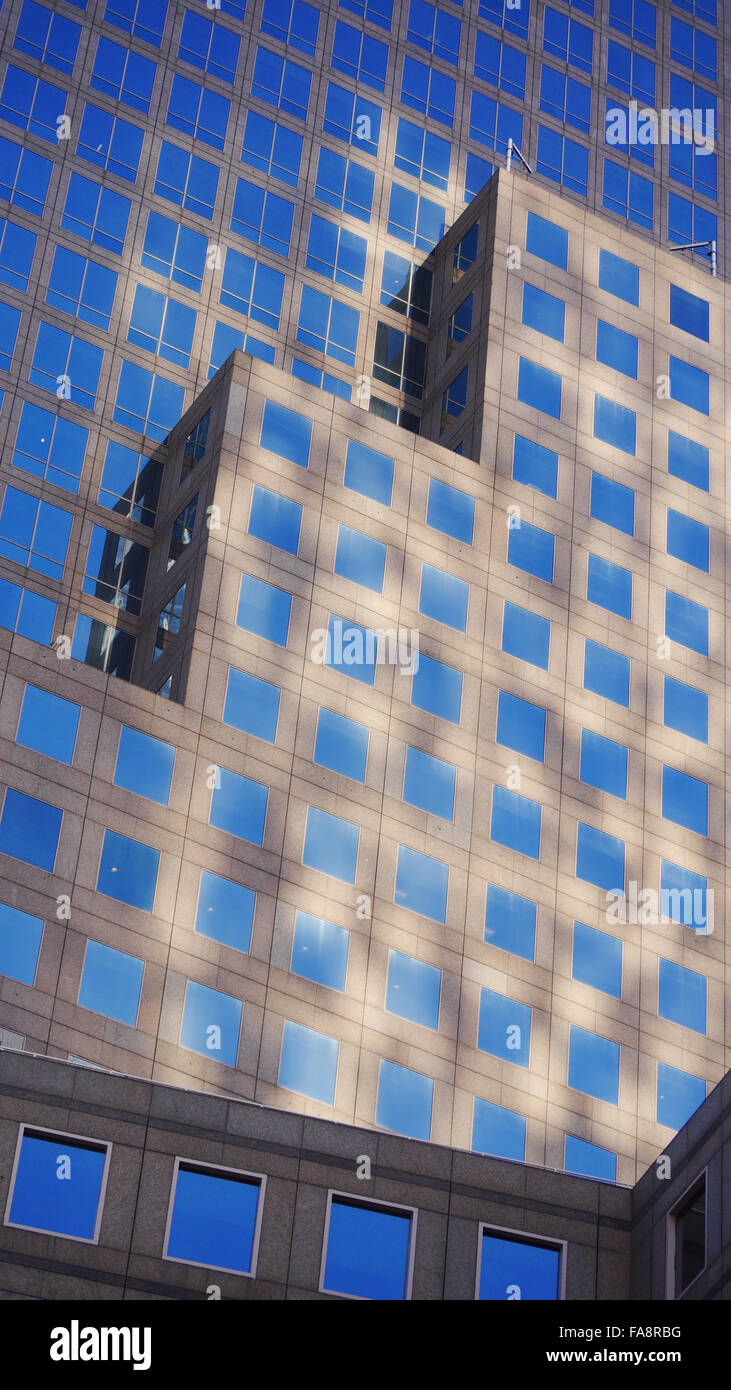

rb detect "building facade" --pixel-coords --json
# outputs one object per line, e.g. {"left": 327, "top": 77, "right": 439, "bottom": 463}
{"left": 0, "top": 0, "right": 728, "bottom": 1267}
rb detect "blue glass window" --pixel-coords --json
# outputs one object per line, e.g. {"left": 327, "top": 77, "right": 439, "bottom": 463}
{"left": 167, "top": 75, "right": 229, "bottom": 149}
{"left": 426, "top": 477, "right": 474, "bottom": 542}
{"left": 502, "top": 601, "right": 550, "bottom": 670}
{"left": 91, "top": 35, "right": 156, "bottom": 111}
{"left": 667, "top": 510, "right": 709, "bottom": 573}
{"left": 657, "top": 1062, "right": 705, "bottom": 1130}
{"left": 587, "top": 554, "right": 632, "bottom": 620}
{"left": 315, "top": 707, "right": 369, "bottom": 782}
{"left": 386, "top": 949, "right": 441, "bottom": 1030}
{"left": 668, "top": 194, "right": 716, "bottom": 254}
{"left": 195, "top": 869, "right": 255, "bottom": 954}
{"left": 517, "top": 358, "right": 561, "bottom": 419}
{"left": 602, "top": 160, "right": 653, "bottom": 228}
{"left": 113, "top": 360, "right": 185, "bottom": 441}
{"left": 403, "top": 746, "right": 455, "bottom": 820}
{"left": 209, "top": 767, "right": 268, "bottom": 846}
{"left": 141, "top": 211, "right": 207, "bottom": 292}
{"left": 155, "top": 140, "right": 219, "bottom": 219}
{"left": 473, "top": 1099, "right": 526, "bottom": 1161}
{"left": 0, "top": 65, "right": 66, "bottom": 143}
{"left": 340, "top": 0, "right": 393, "bottom": 27}
{"left": 591, "top": 473, "right": 634, "bottom": 535}
{"left": 128, "top": 285, "right": 195, "bottom": 369}
{"left": 395, "top": 844, "right": 448, "bottom": 922}
{"left": 465, "top": 152, "right": 493, "bottom": 202}
{"left": 609, "top": 0, "right": 656, "bottom": 45}
{"left": 496, "top": 691, "right": 545, "bottom": 762}
{"left": 543, "top": 6, "right": 593, "bottom": 71}
{"left": 388, "top": 184, "right": 445, "bottom": 252}
{"left": 659, "top": 959, "right": 706, "bottom": 1033}
{"left": 315, "top": 148, "right": 374, "bottom": 222}
{"left": 419, "top": 562, "right": 468, "bottom": 631}
{"left": 593, "top": 394, "right": 636, "bottom": 455}
{"left": 335, "top": 524, "right": 386, "bottom": 593}
{"left": 508, "top": 519, "right": 555, "bottom": 583}
{"left": 478, "top": 987, "right": 531, "bottom": 1068}
{"left": 0, "top": 789, "right": 61, "bottom": 870}
{"left": 249, "top": 485, "right": 301, "bottom": 555}
{"left": 292, "top": 910, "right": 349, "bottom": 990}
{"left": 539, "top": 66, "right": 591, "bottom": 132}
{"left": 0, "top": 579, "right": 56, "bottom": 645}
{"left": 241, "top": 110, "right": 302, "bottom": 188}
{"left": 598, "top": 248, "right": 640, "bottom": 305}
{"left": 303, "top": 806, "right": 359, "bottom": 883}
{"left": 401, "top": 55, "right": 455, "bottom": 126}
{"left": 521, "top": 283, "right": 565, "bottom": 342}
{"left": 114, "top": 726, "right": 174, "bottom": 804}
{"left": 0, "top": 485, "right": 72, "bottom": 581}
{"left": 664, "top": 675, "right": 707, "bottom": 743}
{"left": 324, "top": 614, "right": 377, "bottom": 686}
{"left": 0, "top": 216, "right": 36, "bottom": 293}
{"left": 180, "top": 9, "right": 240, "bottom": 80}
{"left": 596, "top": 320, "right": 638, "bottom": 378}
{"left": 165, "top": 1163, "right": 262, "bottom": 1275}
{"left": 525, "top": 211, "right": 567, "bottom": 270}
{"left": 323, "top": 1196, "right": 412, "bottom": 1300}
{"left": 224, "top": 665, "right": 280, "bottom": 742}
{"left": 261, "top": 399, "right": 311, "bottom": 467}
{"left": 180, "top": 980, "right": 242, "bottom": 1067}
{"left": 97, "top": 829, "right": 159, "bottom": 911}
{"left": 14, "top": 1, "right": 81, "bottom": 74}
{"left": 62, "top": 173, "right": 131, "bottom": 255}
{"left": 669, "top": 357, "right": 709, "bottom": 415}
{"left": 323, "top": 81, "right": 381, "bottom": 158}
{"left": 220, "top": 248, "right": 284, "bottom": 329}
{"left": 8, "top": 1131, "right": 107, "bottom": 1241}
{"left": 667, "top": 430, "right": 708, "bottom": 492}
{"left": 606, "top": 40, "right": 655, "bottom": 102}
{"left": 584, "top": 639, "right": 630, "bottom": 706}
{"left": 475, "top": 34, "right": 526, "bottom": 97}
{"left": 262, "top": 0, "right": 318, "bottom": 52}
{"left": 30, "top": 322, "right": 103, "bottom": 410}
{"left": 394, "top": 118, "right": 451, "bottom": 191}
{"left": 576, "top": 822, "right": 625, "bottom": 893}
{"left": 484, "top": 883, "right": 536, "bottom": 961}
{"left": 13, "top": 404, "right": 86, "bottom": 496}
{"left": 669, "top": 285, "right": 709, "bottom": 344}
{"left": 345, "top": 439, "right": 393, "bottom": 504}
{"left": 662, "top": 766, "right": 708, "bottom": 835}
{"left": 298, "top": 286, "right": 359, "bottom": 366}
{"left": 105, "top": 0, "right": 167, "bottom": 46}
{"left": 661, "top": 860, "right": 709, "bottom": 930}
{"left": 670, "top": 16, "right": 715, "bottom": 79}
{"left": 16, "top": 685, "right": 79, "bottom": 765}
{"left": 0, "top": 301, "right": 21, "bottom": 373}
{"left": 478, "top": 0, "right": 529, "bottom": 37}
{"left": 512, "top": 435, "right": 558, "bottom": 499}
{"left": 79, "top": 940, "right": 143, "bottom": 1025}
{"left": 479, "top": 1231, "right": 560, "bottom": 1301}
{"left": 279, "top": 1018, "right": 338, "bottom": 1103}
{"left": 332, "top": 20, "right": 388, "bottom": 91}
{"left": 469, "top": 92, "right": 522, "bottom": 157}
{"left": 377, "top": 1059, "right": 433, "bottom": 1139}
{"left": 408, "top": 0, "right": 460, "bottom": 63}
{"left": 78, "top": 103, "right": 143, "bottom": 181}
{"left": 537, "top": 127, "right": 589, "bottom": 194}
{"left": 569, "top": 1025, "right": 619, "bottom": 1104}
{"left": 0, "top": 901, "right": 44, "bottom": 985}
{"left": 572, "top": 921, "right": 622, "bottom": 997}
{"left": 0, "top": 137, "right": 52, "bottom": 218}
{"left": 565, "top": 1136, "right": 617, "bottom": 1183}
{"left": 307, "top": 215, "right": 366, "bottom": 294}
{"left": 411, "top": 652, "right": 462, "bottom": 723}
{"left": 232, "top": 178, "right": 293, "bottom": 258}
{"left": 491, "top": 786, "right": 541, "bottom": 859}
{"left": 665, "top": 590, "right": 708, "bottom": 656}
{"left": 47, "top": 247, "right": 117, "bottom": 331}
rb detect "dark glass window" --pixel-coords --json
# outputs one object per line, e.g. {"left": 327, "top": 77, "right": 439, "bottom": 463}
{"left": 673, "top": 1181, "right": 706, "bottom": 1296}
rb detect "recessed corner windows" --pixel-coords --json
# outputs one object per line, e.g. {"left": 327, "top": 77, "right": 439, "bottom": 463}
{"left": 568, "top": 1024, "right": 620, "bottom": 1105}
{"left": 97, "top": 829, "right": 160, "bottom": 912}
{"left": 7, "top": 1128, "right": 109, "bottom": 1242}
{"left": 165, "top": 1161, "right": 264, "bottom": 1277}
{"left": 279, "top": 1018, "right": 338, "bottom": 1104}
{"left": 195, "top": 869, "right": 255, "bottom": 955}
{"left": 16, "top": 684, "right": 80, "bottom": 763}
{"left": 180, "top": 980, "right": 242, "bottom": 1067}
{"left": 322, "top": 1194, "right": 414, "bottom": 1300}
{"left": 114, "top": 726, "right": 175, "bottom": 804}
{"left": 478, "top": 1229, "right": 561, "bottom": 1300}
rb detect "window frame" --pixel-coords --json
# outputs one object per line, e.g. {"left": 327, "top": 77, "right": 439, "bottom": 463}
{"left": 4, "top": 1123, "right": 112, "bottom": 1245}
{"left": 475, "top": 1222, "right": 567, "bottom": 1301}
{"left": 319, "top": 1189, "right": 418, "bottom": 1300}
{"left": 666, "top": 1171, "right": 707, "bottom": 1300}
{"left": 162, "top": 1156, "right": 267, "bottom": 1279}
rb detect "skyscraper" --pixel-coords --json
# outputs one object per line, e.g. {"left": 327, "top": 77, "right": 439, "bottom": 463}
{"left": 0, "top": 0, "right": 727, "bottom": 1299}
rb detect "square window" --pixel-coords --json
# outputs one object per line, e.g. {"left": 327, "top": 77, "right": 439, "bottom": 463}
{"left": 669, "top": 356, "right": 709, "bottom": 415}
{"left": 508, "top": 520, "right": 555, "bottom": 583}
{"left": 478, "top": 1230, "right": 560, "bottom": 1300}
{"left": 376, "top": 1058, "right": 433, "bottom": 1140}
{"left": 279, "top": 1018, "right": 338, "bottom": 1103}
{"left": 0, "top": 788, "right": 61, "bottom": 870}
{"left": 0, "top": 901, "right": 43, "bottom": 985}
{"left": 260, "top": 399, "right": 311, "bottom": 467}
{"left": 303, "top": 806, "right": 359, "bottom": 884}
{"left": 335, "top": 525, "right": 386, "bottom": 593}
{"left": 496, "top": 691, "right": 545, "bottom": 763}
{"left": 661, "top": 859, "right": 709, "bottom": 930}
{"left": 114, "top": 726, "right": 174, "bottom": 804}
{"left": 252, "top": 45, "right": 312, "bottom": 120}
{"left": 576, "top": 822, "right": 625, "bottom": 893}
{"left": 580, "top": 728, "right": 627, "bottom": 798}
{"left": 386, "top": 949, "right": 441, "bottom": 1030}
{"left": 7, "top": 1129, "right": 108, "bottom": 1241}
{"left": 210, "top": 767, "right": 268, "bottom": 846}
{"left": 419, "top": 562, "right": 469, "bottom": 631}
{"left": 478, "top": 986, "right": 531, "bottom": 1068}
{"left": 223, "top": 667, "right": 280, "bottom": 743}
{"left": 593, "top": 393, "right": 636, "bottom": 455}
{"left": 667, "top": 430, "right": 708, "bottom": 492}
{"left": 395, "top": 844, "right": 448, "bottom": 922}
{"left": 472, "top": 1098, "right": 526, "bottom": 1162}
{"left": 323, "top": 81, "right": 381, "bottom": 157}
{"left": 344, "top": 439, "right": 393, "bottom": 505}
{"left": 667, "top": 510, "right": 709, "bottom": 573}
{"left": 291, "top": 910, "right": 349, "bottom": 990}
{"left": 195, "top": 869, "right": 255, "bottom": 954}
{"left": 427, "top": 477, "right": 474, "bottom": 543}
{"left": 155, "top": 139, "right": 219, "bottom": 219}
{"left": 670, "top": 284, "right": 709, "bottom": 342}
{"left": 236, "top": 572, "right": 292, "bottom": 647}
{"left": 491, "top": 785, "right": 541, "bottom": 859}
{"left": 598, "top": 248, "right": 639, "bottom": 305}
{"left": 411, "top": 652, "right": 462, "bottom": 723}
{"left": 522, "top": 284, "right": 565, "bottom": 342}
{"left": 403, "top": 746, "right": 455, "bottom": 820}
{"left": 568, "top": 1024, "right": 619, "bottom": 1104}
{"left": 662, "top": 766, "right": 708, "bottom": 835}
{"left": 181, "top": 980, "right": 242, "bottom": 1067}
{"left": 315, "top": 708, "right": 369, "bottom": 782}
{"left": 583, "top": 639, "right": 629, "bottom": 706}
{"left": 525, "top": 212, "right": 567, "bottom": 270}
{"left": 249, "top": 485, "right": 302, "bottom": 555}
{"left": 657, "top": 1061, "right": 705, "bottom": 1130}
{"left": 97, "top": 829, "right": 159, "bottom": 912}
{"left": 590, "top": 473, "right": 634, "bottom": 536}
{"left": 564, "top": 1136, "right": 617, "bottom": 1183}
{"left": 572, "top": 921, "right": 622, "bottom": 997}
{"left": 587, "top": 553, "right": 632, "bottom": 619}
{"left": 502, "top": 601, "right": 550, "bottom": 670}
{"left": 322, "top": 1195, "right": 413, "bottom": 1300}
{"left": 484, "top": 883, "right": 536, "bottom": 962}
{"left": 78, "top": 939, "right": 143, "bottom": 1025}
{"left": 596, "top": 319, "right": 638, "bottom": 378}
{"left": 165, "top": 1162, "right": 263, "bottom": 1276}
{"left": 16, "top": 685, "right": 79, "bottom": 763}
{"left": 659, "top": 958, "right": 706, "bottom": 1033}
{"left": 324, "top": 614, "right": 377, "bottom": 686}
{"left": 665, "top": 590, "right": 708, "bottom": 656}
{"left": 664, "top": 675, "right": 707, "bottom": 743}
{"left": 517, "top": 357, "right": 561, "bottom": 419}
